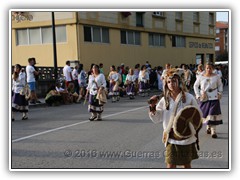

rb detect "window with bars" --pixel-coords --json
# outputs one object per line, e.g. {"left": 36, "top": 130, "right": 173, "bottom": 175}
{"left": 193, "top": 12, "right": 199, "bottom": 22}
{"left": 209, "top": 13, "right": 214, "bottom": 25}
{"left": 175, "top": 12, "right": 182, "bottom": 20}
{"left": 84, "top": 26, "right": 109, "bottom": 43}
{"left": 120, "top": 30, "right": 141, "bottom": 45}
{"left": 136, "top": 12, "right": 144, "bottom": 27}
{"left": 149, "top": 33, "right": 165, "bottom": 47}
{"left": 172, "top": 36, "right": 186, "bottom": 47}
{"left": 16, "top": 25, "right": 67, "bottom": 46}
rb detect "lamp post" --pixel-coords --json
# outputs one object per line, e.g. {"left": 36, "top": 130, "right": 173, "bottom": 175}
{"left": 51, "top": 12, "right": 58, "bottom": 80}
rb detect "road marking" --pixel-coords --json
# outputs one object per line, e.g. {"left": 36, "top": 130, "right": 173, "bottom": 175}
{"left": 12, "top": 106, "right": 147, "bottom": 143}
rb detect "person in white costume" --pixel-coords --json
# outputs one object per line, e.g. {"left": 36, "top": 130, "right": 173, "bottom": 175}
{"left": 149, "top": 68, "right": 202, "bottom": 168}
{"left": 86, "top": 65, "right": 107, "bottom": 121}
{"left": 194, "top": 62, "right": 223, "bottom": 138}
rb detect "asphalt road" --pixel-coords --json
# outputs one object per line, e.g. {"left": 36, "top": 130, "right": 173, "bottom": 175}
{"left": 11, "top": 87, "right": 229, "bottom": 169}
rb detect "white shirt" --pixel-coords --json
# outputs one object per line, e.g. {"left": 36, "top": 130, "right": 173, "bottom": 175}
{"left": 87, "top": 74, "right": 106, "bottom": 95}
{"left": 63, "top": 65, "right": 72, "bottom": 81}
{"left": 149, "top": 93, "right": 200, "bottom": 145}
{"left": 138, "top": 70, "right": 149, "bottom": 82}
{"left": 72, "top": 69, "right": 78, "bottom": 80}
{"left": 12, "top": 72, "right": 26, "bottom": 93}
{"left": 126, "top": 74, "right": 136, "bottom": 83}
{"left": 194, "top": 74, "right": 223, "bottom": 100}
{"left": 26, "top": 65, "right": 35, "bottom": 83}
{"left": 108, "top": 72, "right": 119, "bottom": 82}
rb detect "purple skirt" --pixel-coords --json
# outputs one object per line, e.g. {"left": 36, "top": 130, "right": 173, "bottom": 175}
{"left": 88, "top": 94, "right": 103, "bottom": 113}
{"left": 139, "top": 81, "right": 149, "bottom": 91}
{"left": 12, "top": 93, "right": 29, "bottom": 112}
{"left": 199, "top": 100, "right": 222, "bottom": 125}
{"left": 126, "top": 83, "right": 135, "bottom": 94}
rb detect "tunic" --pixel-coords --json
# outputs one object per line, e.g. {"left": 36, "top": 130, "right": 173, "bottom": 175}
{"left": 193, "top": 74, "right": 223, "bottom": 125}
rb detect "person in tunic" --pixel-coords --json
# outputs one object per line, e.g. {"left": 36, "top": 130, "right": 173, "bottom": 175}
{"left": 195, "top": 64, "right": 205, "bottom": 79}
{"left": 149, "top": 68, "right": 201, "bottom": 168}
{"left": 12, "top": 64, "right": 29, "bottom": 121}
{"left": 138, "top": 65, "right": 150, "bottom": 97}
{"left": 86, "top": 65, "right": 107, "bottom": 121}
{"left": 77, "top": 64, "right": 87, "bottom": 102}
{"left": 108, "top": 65, "right": 120, "bottom": 102}
{"left": 194, "top": 62, "right": 223, "bottom": 138}
{"left": 125, "top": 68, "right": 137, "bottom": 99}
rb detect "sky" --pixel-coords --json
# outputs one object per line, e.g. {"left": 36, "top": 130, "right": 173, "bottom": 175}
{"left": 216, "top": 12, "right": 229, "bottom": 22}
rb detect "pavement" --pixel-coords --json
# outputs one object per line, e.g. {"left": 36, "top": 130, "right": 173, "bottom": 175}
{"left": 11, "top": 86, "right": 229, "bottom": 169}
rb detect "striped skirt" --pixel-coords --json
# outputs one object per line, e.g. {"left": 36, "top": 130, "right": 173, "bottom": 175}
{"left": 88, "top": 94, "right": 103, "bottom": 113}
{"left": 199, "top": 100, "right": 223, "bottom": 125}
{"left": 12, "top": 93, "right": 29, "bottom": 112}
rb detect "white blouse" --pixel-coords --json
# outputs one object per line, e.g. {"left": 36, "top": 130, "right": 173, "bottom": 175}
{"left": 194, "top": 74, "right": 223, "bottom": 100}
{"left": 149, "top": 93, "right": 200, "bottom": 145}
{"left": 126, "top": 74, "right": 137, "bottom": 83}
{"left": 87, "top": 74, "right": 106, "bottom": 95}
{"left": 138, "top": 70, "right": 149, "bottom": 82}
{"left": 12, "top": 72, "right": 26, "bottom": 93}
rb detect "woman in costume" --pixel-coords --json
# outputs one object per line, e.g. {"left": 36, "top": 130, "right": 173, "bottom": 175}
{"left": 125, "top": 68, "right": 137, "bottom": 99}
{"left": 77, "top": 63, "right": 87, "bottom": 102}
{"left": 12, "top": 64, "right": 29, "bottom": 121}
{"left": 194, "top": 62, "right": 223, "bottom": 138}
{"left": 149, "top": 68, "right": 202, "bottom": 168}
{"left": 195, "top": 64, "right": 204, "bottom": 79}
{"left": 138, "top": 65, "right": 149, "bottom": 97}
{"left": 86, "top": 65, "right": 107, "bottom": 121}
{"left": 108, "top": 65, "right": 120, "bottom": 102}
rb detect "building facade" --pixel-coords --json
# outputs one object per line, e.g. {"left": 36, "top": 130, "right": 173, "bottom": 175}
{"left": 215, "top": 21, "right": 229, "bottom": 58}
{"left": 12, "top": 11, "right": 216, "bottom": 74}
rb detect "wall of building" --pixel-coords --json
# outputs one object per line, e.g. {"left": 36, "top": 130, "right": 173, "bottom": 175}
{"left": 78, "top": 25, "right": 215, "bottom": 73}
{"left": 11, "top": 12, "right": 78, "bottom": 67}
{"left": 11, "top": 11, "right": 215, "bottom": 70}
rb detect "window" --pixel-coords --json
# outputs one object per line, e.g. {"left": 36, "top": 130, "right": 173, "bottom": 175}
{"left": 215, "top": 37, "right": 220, "bottom": 42}
{"left": 16, "top": 25, "right": 67, "bottom": 46}
{"left": 42, "top": 27, "right": 53, "bottom": 44}
{"left": 84, "top": 26, "right": 109, "bottom": 43}
{"left": 175, "top": 12, "right": 182, "bottom": 20}
{"left": 193, "top": 12, "right": 199, "bottom": 22}
{"left": 216, "top": 28, "right": 220, "bottom": 34}
{"left": 149, "top": 33, "right": 165, "bottom": 47}
{"left": 172, "top": 36, "right": 185, "bottom": 47}
{"left": 209, "top": 13, "right": 214, "bottom": 25}
{"left": 16, "top": 29, "right": 28, "bottom": 45}
{"left": 153, "top": 12, "right": 164, "bottom": 17}
{"left": 136, "top": 12, "right": 144, "bottom": 27}
{"left": 29, "top": 28, "right": 41, "bottom": 44}
{"left": 121, "top": 30, "right": 141, "bottom": 45}
{"left": 56, "top": 26, "right": 67, "bottom": 43}
{"left": 215, "top": 46, "right": 220, "bottom": 51}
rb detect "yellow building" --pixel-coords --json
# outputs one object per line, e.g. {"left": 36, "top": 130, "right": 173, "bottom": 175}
{"left": 11, "top": 11, "right": 216, "bottom": 73}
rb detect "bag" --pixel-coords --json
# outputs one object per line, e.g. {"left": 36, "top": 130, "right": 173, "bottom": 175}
{"left": 96, "top": 89, "right": 108, "bottom": 105}
{"left": 200, "top": 91, "right": 208, "bottom": 102}
{"left": 20, "top": 84, "right": 31, "bottom": 101}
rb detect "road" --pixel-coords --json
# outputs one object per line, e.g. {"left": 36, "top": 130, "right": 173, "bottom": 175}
{"left": 11, "top": 87, "right": 229, "bottom": 169}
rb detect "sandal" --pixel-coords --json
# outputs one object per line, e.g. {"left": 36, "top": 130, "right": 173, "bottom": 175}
{"left": 22, "top": 116, "right": 28, "bottom": 120}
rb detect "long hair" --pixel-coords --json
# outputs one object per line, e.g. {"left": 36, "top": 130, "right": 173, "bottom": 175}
{"left": 163, "top": 68, "right": 187, "bottom": 110}
{"left": 12, "top": 64, "right": 22, "bottom": 81}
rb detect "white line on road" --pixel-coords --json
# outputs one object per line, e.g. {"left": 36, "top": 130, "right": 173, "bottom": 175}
{"left": 12, "top": 106, "right": 147, "bottom": 143}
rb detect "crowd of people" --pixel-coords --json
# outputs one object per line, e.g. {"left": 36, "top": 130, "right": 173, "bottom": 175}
{"left": 12, "top": 58, "right": 227, "bottom": 168}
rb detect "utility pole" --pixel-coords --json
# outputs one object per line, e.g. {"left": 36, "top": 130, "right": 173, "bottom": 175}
{"left": 51, "top": 12, "right": 58, "bottom": 80}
